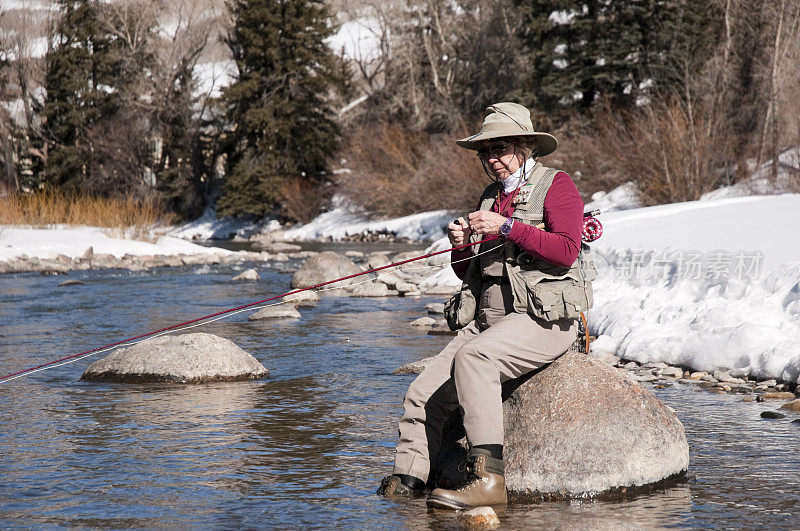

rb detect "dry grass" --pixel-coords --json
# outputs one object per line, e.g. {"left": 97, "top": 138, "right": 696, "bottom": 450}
{"left": 0, "top": 188, "right": 176, "bottom": 241}
{"left": 336, "top": 122, "right": 489, "bottom": 217}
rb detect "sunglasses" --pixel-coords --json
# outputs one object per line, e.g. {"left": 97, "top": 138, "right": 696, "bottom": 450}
{"left": 476, "top": 142, "right": 512, "bottom": 161}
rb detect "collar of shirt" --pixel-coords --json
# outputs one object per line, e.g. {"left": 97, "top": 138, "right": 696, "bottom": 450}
{"left": 502, "top": 157, "right": 536, "bottom": 193}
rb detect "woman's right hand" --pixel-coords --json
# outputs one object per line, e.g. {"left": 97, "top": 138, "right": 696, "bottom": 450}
{"left": 447, "top": 217, "right": 471, "bottom": 246}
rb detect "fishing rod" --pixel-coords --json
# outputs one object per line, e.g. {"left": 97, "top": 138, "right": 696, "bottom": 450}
{"left": 0, "top": 236, "right": 500, "bottom": 384}
{"left": 2, "top": 209, "right": 603, "bottom": 384}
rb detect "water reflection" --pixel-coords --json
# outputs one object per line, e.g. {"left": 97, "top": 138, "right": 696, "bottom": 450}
{"left": 1, "top": 259, "right": 800, "bottom": 528}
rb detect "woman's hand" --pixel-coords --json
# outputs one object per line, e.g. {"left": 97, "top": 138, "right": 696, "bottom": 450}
{"left": 467, "top": 210, "right": 507, "bottom": 235}
{"left": 447, "top": 217, "right": 471, "bottom": 246}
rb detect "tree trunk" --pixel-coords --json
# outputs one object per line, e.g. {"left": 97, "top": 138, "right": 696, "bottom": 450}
{"left": 758, "top": 0, "right": 785, "bottom": 177}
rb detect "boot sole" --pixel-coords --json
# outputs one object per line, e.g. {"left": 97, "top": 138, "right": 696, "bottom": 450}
{"left": 426, "top": 494, "right": 508, "bottom": 510}
{"left": 426, "top": 494, "right": 474, "bottom": 510}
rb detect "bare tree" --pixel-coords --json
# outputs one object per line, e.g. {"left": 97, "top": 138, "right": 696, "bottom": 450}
{"left": 756, "top": 0, "right": 800, "bottom": 177}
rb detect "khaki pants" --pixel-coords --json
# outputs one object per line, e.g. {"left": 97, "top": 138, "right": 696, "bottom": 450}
{"left": 393, "top": 303, "right": 577, "bottom": 482}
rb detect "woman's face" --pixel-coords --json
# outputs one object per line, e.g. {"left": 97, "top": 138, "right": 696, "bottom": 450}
{"left": 477, "top": 141, "right": 524, "bottom": 180}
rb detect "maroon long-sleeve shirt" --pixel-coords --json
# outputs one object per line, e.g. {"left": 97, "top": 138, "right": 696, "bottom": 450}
{"left": 452, "top": 172, "right": 584, "bottom": 279}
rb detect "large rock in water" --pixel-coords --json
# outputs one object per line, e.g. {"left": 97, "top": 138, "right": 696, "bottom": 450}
{"left": 290, "top": 251, "right": 363, "bottom": 289}
{"left": 435, "top": 350, "right": 689, "bottom": 499}
{"left": 80, "top": 333, "right": 268, "bottom": 383}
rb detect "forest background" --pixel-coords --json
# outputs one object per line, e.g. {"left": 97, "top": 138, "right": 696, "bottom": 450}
{"left": 1, "top": 0, "right": 799, "bottom": 227}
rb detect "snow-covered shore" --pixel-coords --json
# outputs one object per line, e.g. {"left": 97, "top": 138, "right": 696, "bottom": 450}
{"left": 0, "top": 226, "right": 230, "bottom": 262}
{"left": 0, "top": 225, "right": 278, "bottom": 274}
{"left": 586, "top": 194, "right": 800, "bottom": 384}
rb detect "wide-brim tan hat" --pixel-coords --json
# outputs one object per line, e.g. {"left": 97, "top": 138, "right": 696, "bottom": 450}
{"left": 456, "top": 102, "right": 558, "bottom": 157}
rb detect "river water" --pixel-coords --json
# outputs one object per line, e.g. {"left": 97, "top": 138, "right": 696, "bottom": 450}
{"left": 1, "top": 248, "right": 798, "bottom": 529}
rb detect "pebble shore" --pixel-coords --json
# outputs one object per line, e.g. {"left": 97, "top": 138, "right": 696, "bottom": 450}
{"left": 0, "top": 248, "right": 317, "bottom": 275}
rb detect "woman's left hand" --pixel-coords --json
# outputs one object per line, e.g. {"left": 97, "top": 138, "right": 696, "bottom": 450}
{"left": 467, "top": 210, "right": 507, "bottom": 235}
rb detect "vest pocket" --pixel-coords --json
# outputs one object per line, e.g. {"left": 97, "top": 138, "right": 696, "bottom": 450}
{"left": 525, "top": 279, "right": 589, "bottom": 321}
{"left": 444, "top": 288, "right": 477, "bottom": 330}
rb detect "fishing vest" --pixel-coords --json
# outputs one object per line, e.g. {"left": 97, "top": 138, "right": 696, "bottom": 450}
{"left": 444, "top": 162, "right": 597, "bottom": 329}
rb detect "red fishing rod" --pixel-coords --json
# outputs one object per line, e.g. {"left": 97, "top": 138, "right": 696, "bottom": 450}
{"left": 0, "top": 236, "right": 498, "bottom": 384}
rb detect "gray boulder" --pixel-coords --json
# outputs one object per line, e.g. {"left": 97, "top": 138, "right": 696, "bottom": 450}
{"left": 367, "top": 252, "right": 392, "bottom": 269}
{"left": 393, "top": 356, "right": 435, "bottom": 375}
{"left": 436, "top": 350, "right": 689, "bottom": 499}
{"left": 282, "top": 290, "right": 320, "bottom": 306}
{"left": 291, "top": 251, "right": 363, "bottom": 289}
{"left": 249, "top": 305, "right": 301, "bottom": 320}
{"left": 426, "top": 302, "right": 445, "bottom": 314}
{"left": 81, "top": 333, "right": 268, "bottom": 384}
{"left": 395, "top": 281, "right": 419, "bottom": 295}
{"left": 233, "top": 268, "right": 260, "bottom": 281}
{"left": 254, "top": 241, "right": 302, "bottom": 253}
{"left": 348, "top": 282, "right": 393, "bottom": 297}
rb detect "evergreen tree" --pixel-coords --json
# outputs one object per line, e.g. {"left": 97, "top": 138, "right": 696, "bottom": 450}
{"left": 218, "top": 0, "right": 340, "bottom": 218}
{"left": 36, "top": 0, "right": 118, "bottom": 191}
{"left": 513, "top": 1, "right": 720, "bottom": 115}
{"left": 154, "top": 61, "right": 207, "bottom": 219}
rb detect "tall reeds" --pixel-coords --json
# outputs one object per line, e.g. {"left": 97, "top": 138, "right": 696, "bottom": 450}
{"left": 0, "top": 188, "right": 175, "bottom": 240}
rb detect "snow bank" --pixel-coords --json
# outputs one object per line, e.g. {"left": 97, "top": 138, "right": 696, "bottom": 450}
{"left": 283, "top": 197, "right": 455, "bottom": 242}
{"left": 414, "top": 194, "right": 800, "bottom": 383}
{"left": 587, "top": 194, "right": 800, "bottom": 383}
{"left": 167, "top": 205, "right": 277, "bottom": 241}
{"left": 584, "top": 181, "right": 640, "bottom": 213}
{"left": 0, "top": 226, "right": 230, "bottom": 261}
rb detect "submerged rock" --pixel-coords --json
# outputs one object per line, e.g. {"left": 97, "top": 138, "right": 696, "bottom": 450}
{"left": 456, "top": 506, "right": 500, "bottom": 529}
{"left": 428, "top": 319, "right": 457, "bottom": 336}
{"left": 436, "top": 350, "right": 689, "bottom": 499}
{"left": 254, "top": 241, "right": 302, "bottom": 253}
{"left": 291, "top": 251, "right": 363, "bottom": 289}
{"left": 393, "top": 356, "right": 435, "bottom": 375}
{"left": 779, "top": 399, "right": 800, "bottom": 412}
{"left": 249, "top": 305, "right": 301, "bottom": 320}
{"left": 81, "top": 333, "right": 268, "bottom": 384}
{"left": 758, "top": 391, "right": 796, "bottom": 401}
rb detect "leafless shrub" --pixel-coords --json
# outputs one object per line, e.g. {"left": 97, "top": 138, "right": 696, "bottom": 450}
{"left": 278, "top": 176, "right": 327, "bottom": 223}
{"left": 85, "top": 110, "right": 154, "bottom": 197}
{"left": 576, "top": 100, "right": 733, "bottom": 206}
{"left": 336, "top": 121, "right": 487, "bottom": 217}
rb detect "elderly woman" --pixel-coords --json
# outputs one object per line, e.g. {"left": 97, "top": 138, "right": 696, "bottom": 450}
{"left": 378, "top": 102, "right": 594, "bottom": 509}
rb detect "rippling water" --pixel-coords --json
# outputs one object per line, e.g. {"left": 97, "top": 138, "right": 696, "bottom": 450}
{"left": 1, "top": 251, "right": 799, "bottom": 528}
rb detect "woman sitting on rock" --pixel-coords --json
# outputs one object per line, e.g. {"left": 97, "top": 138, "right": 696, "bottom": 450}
{"left": 378, "top": 102, "right": 594, "bottom": 509}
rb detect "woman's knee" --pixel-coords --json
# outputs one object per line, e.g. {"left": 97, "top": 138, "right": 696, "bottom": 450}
{"left": 453, "top": 341, "right": 491, "bottom": 371}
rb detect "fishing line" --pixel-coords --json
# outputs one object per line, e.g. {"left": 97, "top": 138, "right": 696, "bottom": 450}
{"left": 0, "top": 236, "right": 501, "bottom": 384}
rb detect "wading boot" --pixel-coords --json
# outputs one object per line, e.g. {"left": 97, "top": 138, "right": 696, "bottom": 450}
{"left": 377, "top": 474, "right": 426, "bottom": 499}
{"left": 426, "top": 449, "right": 506, "bottom": 510}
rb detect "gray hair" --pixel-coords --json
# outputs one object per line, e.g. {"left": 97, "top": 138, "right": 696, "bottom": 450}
{"left": 509, "top": 137, "right": 539, "bottom": 160}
